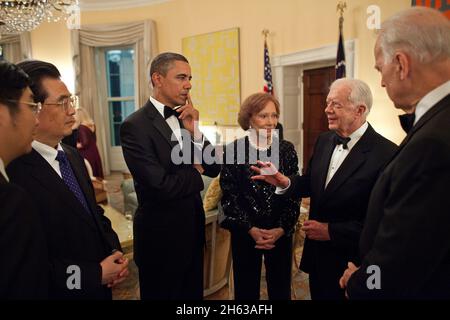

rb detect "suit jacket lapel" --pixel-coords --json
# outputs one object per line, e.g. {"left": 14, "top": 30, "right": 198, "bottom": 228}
{"left": 144, "top": 101, "right": 179, "bottom": 150}
{"left": 0, "top": 172, "right": 6, "bottom": 184}
{"left": 63, "top": 145, "right": 98, "bottom": 215}
{"left": 323, "top": 124, "right": 375, "bottom": 196}
{"left": 63, "top": 146, "right": 115, "bottom": 251}
{"left": 26, "top": 149, "right": 97, "bottom": 230}
{"left": 388, "top": 94, "right": 450, "bottom": 165}
{"left": 314, "top": 134, "right": 335, "bottom": 200}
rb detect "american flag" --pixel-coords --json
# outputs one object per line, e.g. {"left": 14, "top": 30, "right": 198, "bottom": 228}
{"left": 335, "top": 24, "right": 346, "bottom": 79}
{"left": 263, "top": 40, "right": 274, "bottom": 95}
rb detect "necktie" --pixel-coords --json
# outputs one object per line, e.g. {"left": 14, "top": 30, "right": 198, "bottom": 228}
{"left": 55, "top": 150, "right": 90, "bottom": 214}
{"left": 399, "top": 113, "right": 415, "bottom": 134}
{"left": 334, "top": 133, "right": 351, "bottom": 150}
{"left": 164, "top": 106, "right": 179, "bottom": 119}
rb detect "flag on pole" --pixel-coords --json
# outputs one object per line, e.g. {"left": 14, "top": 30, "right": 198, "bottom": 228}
{"left": 263, "top": 40, "right": 274, "bottom": 95}
{"left": 335, "top": 16, "right": 346, "bottom": 79}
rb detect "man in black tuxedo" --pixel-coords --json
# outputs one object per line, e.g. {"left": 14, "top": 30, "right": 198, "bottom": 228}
{"left": 120, "top": 52, "right": 220, "bottom": 300}
{"left": 251, "top": 78, "right": 397, "bottom": 299}
{"left": 7, "top": 60, "right": 129, "bottom": 300}
{"left": 0, "top": 60, "right": 48, "bottom": 299}
{"left": 340, "top": 7, "right": 450, "bottom": 299}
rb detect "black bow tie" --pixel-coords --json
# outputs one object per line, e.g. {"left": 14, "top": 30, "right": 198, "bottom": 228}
{"left": 334, "top": 133, "right": 351, "bottom": 149}
{"left": 398, "top": 113, "right": 415, "bottom": 134}
{"left": 164, "top": 106, "right": 179, "bottom": 119}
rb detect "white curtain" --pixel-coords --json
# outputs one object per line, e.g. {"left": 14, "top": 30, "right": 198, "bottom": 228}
{"left": 71, "top": 20, "right": 158, "bottom": 175}
{"left": 0, "top": 32, "right": 32, "bottom": 62}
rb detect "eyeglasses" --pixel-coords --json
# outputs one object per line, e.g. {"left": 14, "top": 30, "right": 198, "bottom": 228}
{"left": 44, "top": 95, "right": 79, "bottom": 112}
{"left": 6, "top": 100, "right": 42, "bottom": 115}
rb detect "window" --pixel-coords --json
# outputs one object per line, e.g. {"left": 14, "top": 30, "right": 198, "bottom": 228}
{"left": 105, "top": 48, "right": 135, "bottom": 146}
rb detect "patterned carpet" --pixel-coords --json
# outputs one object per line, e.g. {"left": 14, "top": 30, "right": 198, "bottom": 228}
{"left": 111, "top": 240, "right": 311, "bottom": 300}
{"left": 111, "top": 222, "right": 311, "bottom": 300}
{"left": 105, "top": 173, "right": 311, "bottom": 300}
{"left": 112, "top": 257, "right": 140, "bottom": 300}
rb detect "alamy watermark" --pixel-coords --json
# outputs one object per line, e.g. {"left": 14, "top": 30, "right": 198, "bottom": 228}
{"left": 366, "top": 264, "right": 381, "bottom": 290}
{"left": 366, "top": 5, "right": 381, "bottom": 30}
{"left": 66, "top": 265, "right": 81, "bottom": 290}
{"left": 169, "top": 124, "right": 280, "bottom": 173}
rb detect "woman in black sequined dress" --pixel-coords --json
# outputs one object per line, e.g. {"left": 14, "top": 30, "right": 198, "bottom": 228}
{"left": 220, "top": 93, "right": 300, "bottom": 300}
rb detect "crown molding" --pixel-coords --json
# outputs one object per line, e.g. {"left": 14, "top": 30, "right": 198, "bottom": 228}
{"left": 79, "top": 0, "right": 170, "bottom": 12}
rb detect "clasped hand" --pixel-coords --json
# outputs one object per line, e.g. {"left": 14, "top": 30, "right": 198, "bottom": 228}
{"left": 101, "top": 250, "right": 130, "bottom": 288}
{"left": 249, "top": 227, "right": 285, "bottom": 250}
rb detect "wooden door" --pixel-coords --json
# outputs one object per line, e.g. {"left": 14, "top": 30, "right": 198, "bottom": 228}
{"left": 302, "top": 67, "right": 335, "bottom": 172}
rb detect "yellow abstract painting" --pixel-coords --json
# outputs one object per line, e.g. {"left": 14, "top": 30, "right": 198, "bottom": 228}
{"left": 182, "top": 28, "right": 240, "bottom": 126}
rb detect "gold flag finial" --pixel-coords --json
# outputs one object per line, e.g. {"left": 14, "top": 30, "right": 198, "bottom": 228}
{"left": 262, "top": 29, "right": 270, "bottom": 40}
{"left": 337, "top": 1, "right": 347, "bottom": 17}
{"left": 337, "top": 1, "right": 347, "bottom": 30}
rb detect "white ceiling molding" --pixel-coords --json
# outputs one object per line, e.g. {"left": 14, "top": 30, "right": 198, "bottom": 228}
{"left": 79, "top": 0, "right": 170, "bottom": 11}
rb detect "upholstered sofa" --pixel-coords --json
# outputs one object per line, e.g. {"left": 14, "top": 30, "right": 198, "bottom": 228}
{"left": 120, "top": 175, "right": 231, "bottom": 296}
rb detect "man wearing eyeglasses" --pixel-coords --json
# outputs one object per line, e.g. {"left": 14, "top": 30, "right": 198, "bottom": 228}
{"left": 7, "top": 60, "right": 129, "bottom": 300}
{"left": 0, "top": 60, "right": 48, "bottom": 299}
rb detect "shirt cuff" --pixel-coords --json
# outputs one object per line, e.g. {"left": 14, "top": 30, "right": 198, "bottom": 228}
{"left": 275, "top": 179, "right": 291, "bottom": 195}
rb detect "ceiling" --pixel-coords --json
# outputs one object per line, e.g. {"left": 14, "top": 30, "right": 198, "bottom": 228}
{"left": 78, "top": 0, "right": 170, "bottom": 11}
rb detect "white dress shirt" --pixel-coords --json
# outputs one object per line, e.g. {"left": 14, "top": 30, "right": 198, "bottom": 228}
{"left": 32, "top": 140, "right": 65, "bottom": 178}
{"left": 0, "top": 157, "right": 9, "bottom": 182}
{"left": 324, "top": 121, "right": 368, "bottom": 187}
{"left": 276, "top": 122, "right": 369, "bottom": 194}
{"left": 149, "top": 96, "right": 204, "bottom": 150}
{"left": 414, "top": 80, "right": 450, "bottom": 125}
{"left": 150, "top": 96, "right": 184, "bottom": 148}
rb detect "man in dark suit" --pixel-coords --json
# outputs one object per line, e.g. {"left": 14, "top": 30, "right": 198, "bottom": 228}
{"left": 339, "top": 7, "right": 450, "bottom": 299}
{"left": 120, "top": 52, "right": 220, "bottom": 300}
{"left": 7, "top": 60, "right": 129, "bottom": 300}
{"left": 0, "top": 60, "right": 48, "bottom": 299}
{"left": 251, "top": 78, "right": 397, "bottom": 299}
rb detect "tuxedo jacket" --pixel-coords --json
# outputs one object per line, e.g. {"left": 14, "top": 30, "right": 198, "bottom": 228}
{"left": 7, "top": 145, "right": 121, "bottom": 300}
{"left": 348, "top": 94, "right": 450, "bottom": 299}
{"left": 0, "top": 173, "right": 48, "bottom": 299}
{"left": 120, "top": 101, "right": 220, "bottom": 282}
{"left": 290, "top": 124, "right": 397, "bottom": 278}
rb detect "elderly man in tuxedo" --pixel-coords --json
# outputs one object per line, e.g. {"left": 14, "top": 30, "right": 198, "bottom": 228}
{"left": 339, "top": 7, "right": 450, "bottom": 299}
{"left": 251, "top": 78, "right": 397, "bottom": 299}
{"left": 121, "top": 52, "right": 220, "bottom": 300}
{"left": 0, "top": 60, "right": 48, "bottom": 299}
{"left": 7, "top": 60, "right": 128, "bottom": 300}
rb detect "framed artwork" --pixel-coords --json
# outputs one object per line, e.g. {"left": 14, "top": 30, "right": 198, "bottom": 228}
{"left": 412, "top": 0, "right": 450, "bottom": 18}
{"left": 182, "top": 28, "right": 241, "bottom": 126}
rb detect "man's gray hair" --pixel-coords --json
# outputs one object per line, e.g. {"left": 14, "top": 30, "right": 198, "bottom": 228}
{"left": 331, "top": 78, "right": 373, "bottom": 116}
{"left": 378, "top": 7, "right": 450, "bottom": 64}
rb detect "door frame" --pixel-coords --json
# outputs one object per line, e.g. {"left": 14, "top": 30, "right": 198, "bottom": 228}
{"left": 271, "top": 40, "right": 356, "bottom": 171}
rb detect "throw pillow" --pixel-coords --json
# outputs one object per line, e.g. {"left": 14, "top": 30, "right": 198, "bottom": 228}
{"left": 203, "top": 176, "right": 222, "bottom": 212}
